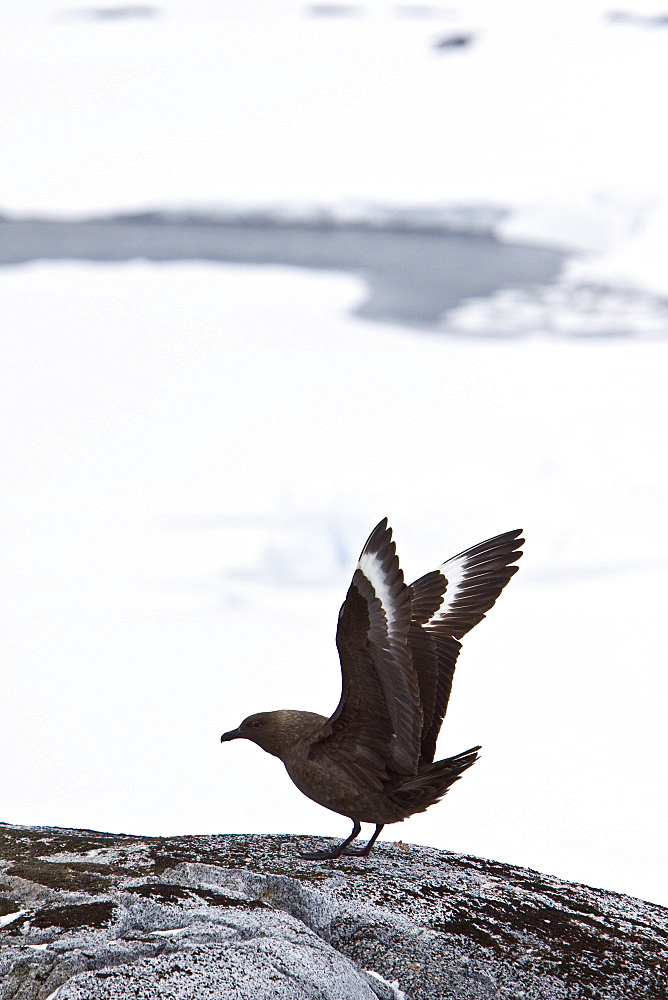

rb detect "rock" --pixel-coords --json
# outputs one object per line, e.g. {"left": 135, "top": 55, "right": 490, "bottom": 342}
{"left": 1, "top": 822, "right": 666, "bottom": 999}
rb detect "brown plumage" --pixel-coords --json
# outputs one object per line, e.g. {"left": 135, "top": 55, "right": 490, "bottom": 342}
{"left": 220, "top": 519, "right": 523, "bottom": 859}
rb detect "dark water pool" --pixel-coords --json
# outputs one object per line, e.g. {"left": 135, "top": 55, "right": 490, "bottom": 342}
{"left": 0, "top": 215, "right": 566, "bottom": 329}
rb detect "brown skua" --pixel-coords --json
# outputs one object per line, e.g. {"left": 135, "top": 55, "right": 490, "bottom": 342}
{"left": 221, "top": 518, "right": 523, "bottom": 860}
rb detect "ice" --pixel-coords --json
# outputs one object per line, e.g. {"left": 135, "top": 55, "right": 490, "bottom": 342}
{"left": 0, "top": 1, "right": 667, "bottom": 298}
{"left": 442, "top": 284, "right": 668, "bottom": 337}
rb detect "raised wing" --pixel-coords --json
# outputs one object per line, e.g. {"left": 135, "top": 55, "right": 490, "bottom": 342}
{"left": 311, "top": 519, "right": 422, "bottom": 778}
{"left": 419, "top": 528, "right": 524, "bottom": 639}
{"left": 408, "top": 528, "right": 523, "bottom": 761}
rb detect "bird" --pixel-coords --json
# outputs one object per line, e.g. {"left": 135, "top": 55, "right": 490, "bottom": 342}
{"left": 220, "top": 518, "right": 523, "bottom": 860}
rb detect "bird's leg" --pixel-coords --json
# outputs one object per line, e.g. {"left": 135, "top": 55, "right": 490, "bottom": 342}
{"left": 342, "top": 823, "right": 384, "bottom": 856}
{"left": 298, "top": 821, "right": 362, "bottom": 860}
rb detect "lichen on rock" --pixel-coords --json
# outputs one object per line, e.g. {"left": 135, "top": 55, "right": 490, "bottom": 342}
{"left": 1, "top": 822, "right": 667, "bottom": 999}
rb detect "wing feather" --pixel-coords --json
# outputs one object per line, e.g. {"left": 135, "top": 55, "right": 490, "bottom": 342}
{"left": 312, "top": 519, "right": 422, "bottom": 776}
{"left": 408, "top": 528, "right": 523, "bottom": 760}
{"left": 426, "top": 528, "right": 524, "bottom": 638}
{"left": 311, "top": 522, "right": 523, "bottom": 785}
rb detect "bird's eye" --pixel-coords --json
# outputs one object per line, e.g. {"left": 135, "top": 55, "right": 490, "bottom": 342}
{"left": 252, "top": 720, "right": 262, "bottom": 729}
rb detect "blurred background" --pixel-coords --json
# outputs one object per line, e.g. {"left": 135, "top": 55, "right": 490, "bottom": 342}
{"left": 1, "top": 0, "right": 667, "bottom": 907}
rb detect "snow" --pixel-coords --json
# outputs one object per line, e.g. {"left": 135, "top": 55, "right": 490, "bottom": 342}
{"left": 0, "top": 0, "right": 667, "bottom": 297}
{"left": 1, "top": 260, "right": 667, "bottom": 911}
{"left": 365, "top": 971, "right": 407, "bottom": 1000}
{"left": 0, "top": 910, "right": 27, "bottom": 929}
{"left": 441, "top": 283, "right": 668, "bottom": 337}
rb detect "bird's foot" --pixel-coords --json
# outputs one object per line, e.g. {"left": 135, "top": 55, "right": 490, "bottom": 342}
{"left": 298, "top": 844, "right": 373, "bottom": 860}
{"left": 297, "top": 822, "right": 365, "bottom": 861}
{"left": 297, "top": 846, "right": 345, "bottom": 861}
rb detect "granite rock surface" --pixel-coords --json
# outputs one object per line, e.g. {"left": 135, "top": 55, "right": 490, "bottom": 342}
{"left": 1, "top": 822, "right": 667, "bottom": 999}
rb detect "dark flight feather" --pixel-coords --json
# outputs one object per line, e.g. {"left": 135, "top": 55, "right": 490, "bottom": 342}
{"left": 316, "top": 518, "right": 422, "bottom": 775}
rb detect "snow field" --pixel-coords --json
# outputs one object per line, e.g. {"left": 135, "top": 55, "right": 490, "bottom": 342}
{"left": 1, "top": 0, "right": 667, "bottom": 297}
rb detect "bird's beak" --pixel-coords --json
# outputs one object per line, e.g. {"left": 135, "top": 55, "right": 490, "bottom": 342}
{"left": 220, "top": 728, "right": 242, "bottom": 743}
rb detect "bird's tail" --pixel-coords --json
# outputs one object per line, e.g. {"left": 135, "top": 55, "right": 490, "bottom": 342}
{"left": 391, "top": 746, "right": 481, "bottom": 816}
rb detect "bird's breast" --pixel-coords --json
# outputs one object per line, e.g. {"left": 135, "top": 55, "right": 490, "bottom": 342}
{"left": 283, "top": 747, "right": 401, "bottom": 823}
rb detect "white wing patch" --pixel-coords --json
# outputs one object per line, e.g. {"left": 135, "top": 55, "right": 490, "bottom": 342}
{"left": 427, "top": 550, "right": 472, "bottom": 624}
{"left": 358, "top": 546, "right": 403, "bottom": 641}
{"left": 417, "top": 527, "right": 524, "bottom": 637}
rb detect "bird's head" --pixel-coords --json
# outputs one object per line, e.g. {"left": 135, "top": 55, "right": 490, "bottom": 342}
{"left": 220, "top": 709, "right": 326, "bottom": 760}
